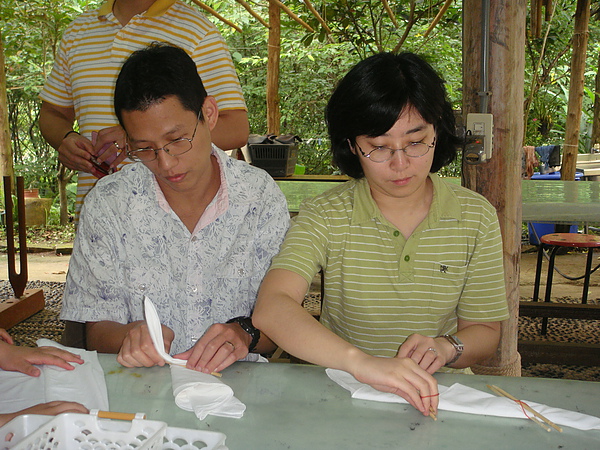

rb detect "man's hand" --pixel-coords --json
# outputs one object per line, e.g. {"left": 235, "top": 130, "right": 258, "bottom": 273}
{"left": 174, "top": 322, "right": 251, "bottom": 374}
{"left": 0, "top": 342, "right": 84, "bottom": 377}
{"left": 116, "top": 322, "right": 175, "bottom": 368}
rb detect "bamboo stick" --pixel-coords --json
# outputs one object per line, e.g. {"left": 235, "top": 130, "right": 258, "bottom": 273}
{"left": 190, "top": 0, "right": 243, "bottom": 33}
{"left": 234, "top": 0, "right": 270, "bottom": 28}
{"left": 268, "top": 0, "right": 314, "bottom": 33}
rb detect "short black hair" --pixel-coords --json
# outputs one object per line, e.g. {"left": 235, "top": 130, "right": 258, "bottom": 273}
{"left": 326, "top": 52, "right": 460, "bottom": 179}
{"left": 114, "top": 42, "right": 207, "bottom": 124}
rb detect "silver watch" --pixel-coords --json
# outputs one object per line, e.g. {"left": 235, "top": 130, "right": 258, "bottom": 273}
{"left": 440, "top": 334, "right": 464, "bottom": 365}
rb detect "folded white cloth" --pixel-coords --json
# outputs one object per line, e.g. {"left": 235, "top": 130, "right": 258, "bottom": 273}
{"left": 0, "top": 339, "right": 108, "bottom": 414}
{"left": 144, "top": 296, "right": 246, "bottom": 420}
{"left": 326, "top": 368, "right": 600, "bottom": 431}
{"left": 171, "top": 365, "right": 246, "bottom": 420}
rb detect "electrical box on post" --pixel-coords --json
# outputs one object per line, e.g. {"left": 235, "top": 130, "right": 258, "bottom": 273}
{"left": 465, "top": 113, "right": 493, "bottom": 165}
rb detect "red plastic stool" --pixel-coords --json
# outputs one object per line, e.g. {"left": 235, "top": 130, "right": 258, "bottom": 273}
{"left": 532, "top": 233, "right": 600, "bottom": 334}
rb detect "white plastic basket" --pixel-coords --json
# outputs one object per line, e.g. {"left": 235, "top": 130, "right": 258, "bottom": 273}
{"left": 0, "top": 413, "right": 227, "bottom": 450}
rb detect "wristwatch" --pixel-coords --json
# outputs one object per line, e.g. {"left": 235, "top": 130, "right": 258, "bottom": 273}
{"left": 439, "top": 334, "right": 464, "bottom": 365}
{"left": 226, "top": 316, "right": 260, "bottom": 353}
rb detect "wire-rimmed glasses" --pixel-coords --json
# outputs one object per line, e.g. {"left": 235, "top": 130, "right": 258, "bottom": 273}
{"left": 354, "top": 137, "right": 436, "bottom": 163}
{"left": 127, "top": 112, "right": 201, "bottom": 162}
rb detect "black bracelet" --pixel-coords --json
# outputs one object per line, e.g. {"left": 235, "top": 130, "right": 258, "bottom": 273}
{"left": 63, "top": 130, "right": 80, "bottom": 140}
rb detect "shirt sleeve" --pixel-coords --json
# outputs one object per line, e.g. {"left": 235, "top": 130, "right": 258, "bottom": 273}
{"left": 60, "top": 188, "right": 131, "bottom": 324}
{"left": 269, "top": 197, "right": 330, "bottom": 285}
{"left": 192, "top": 26, "right": 246, "bottom": 112}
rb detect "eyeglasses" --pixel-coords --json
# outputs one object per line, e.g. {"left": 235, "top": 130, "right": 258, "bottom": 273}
{"left": 126, "top": 112, "right": 201, "bottom": 162}
{"left": 354, "top": 137, "right": 436, "bottom": 163}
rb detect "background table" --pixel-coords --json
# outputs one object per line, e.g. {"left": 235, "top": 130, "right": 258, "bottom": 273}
{"left": 100, "top": 355, "right": 600, "bottom": 449}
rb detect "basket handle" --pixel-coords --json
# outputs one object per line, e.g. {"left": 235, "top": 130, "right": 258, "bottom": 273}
{"left": 91, "top": 410, "right": 147, "bottom": 421}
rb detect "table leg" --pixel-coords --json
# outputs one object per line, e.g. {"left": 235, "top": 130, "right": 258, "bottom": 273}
{"left": 582, "top": 248, "right": 594, "bottom": 304}
{"left": 532, "top": 243, "right": 545, "bottom": 302}
{"left": 541, "top": 245, "right": 559, "bottom": 335}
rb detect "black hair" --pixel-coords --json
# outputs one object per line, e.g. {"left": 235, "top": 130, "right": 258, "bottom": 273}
{"left": 114, "top": 42, "right": 207, "bottom": 124}
{"left": 325, "top": 52, "right": 460, "bottom": 179}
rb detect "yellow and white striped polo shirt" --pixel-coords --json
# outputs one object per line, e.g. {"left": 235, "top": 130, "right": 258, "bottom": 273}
{"left": 40, "top": 0, "right": 246, "bottom": 218}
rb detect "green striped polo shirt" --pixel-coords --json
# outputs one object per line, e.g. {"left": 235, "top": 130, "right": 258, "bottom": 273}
{"left": 269, "top": 173, "right": 509, "bottom": 358}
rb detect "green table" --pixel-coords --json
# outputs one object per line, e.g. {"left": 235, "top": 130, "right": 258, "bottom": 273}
{"left": 100, "top": 355, "right": 600, "bottom": 449}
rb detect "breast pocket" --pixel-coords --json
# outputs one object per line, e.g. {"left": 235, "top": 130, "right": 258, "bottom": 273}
{"left": 416, "top": 260, "right": 469, "bottom": 316}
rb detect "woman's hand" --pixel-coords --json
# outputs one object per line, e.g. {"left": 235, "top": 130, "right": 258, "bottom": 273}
{"left": 350, "top": 352, "right": 439, "bottom": 416}
{"left": 0, "top": 342, "right": 83, "bottom": 377}
{"left": 396, "top": 333, "right": 455, "bottom": 374}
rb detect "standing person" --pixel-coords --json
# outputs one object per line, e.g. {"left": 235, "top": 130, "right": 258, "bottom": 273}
{"left": 253, "top": 52, "right": 509, "bottom": 417}
{"left": 39, "top": 0, "right": 249, "bottom": 221}
{"left": 61, "top": 43, "right": 288, "bottom": 376}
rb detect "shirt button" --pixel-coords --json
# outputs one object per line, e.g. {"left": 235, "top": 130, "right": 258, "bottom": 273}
{"left": 138, "top": 283, "right": 147, "bottom": 292}
{"left": 191, "top": 286, "right": 198, "bottom": 293}
{"left": 393, "top": 230, "right": 400, "bottom": 237}
{"left": 191, "top": 236, "right": 198, "bottom": 242}
{"left": 404, "top": 255, "right": 410, "bottom": 262}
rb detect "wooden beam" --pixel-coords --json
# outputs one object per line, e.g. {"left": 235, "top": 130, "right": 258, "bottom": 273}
{"left": 518, "top": 340, "right": 600, "bottom": 366}
{"left": 463, "top": 0, "right": 526, "bottom": 376}
{"left": 269, "top": 0, "right": 314, "bottom": 33}
{"left": 423, "top": 0, "right": 453, "bottom": 39}
{"left": 0, "top": 30, "right": 13, "bottom": 179}
{"left": 0, "top": 289, "right": 44, "bottom": 330}
{"left": 267, "top": 1, "right": 281, "bottom": 135}
{"left": 519, "top": 301, "right": 600, "bottom": 320}
{"left": 190, "top": 0, "right": 243, "bottom": 32}
{"left": 561, "top": 0, "right": 591, "bottom": 180}
{"left": 234, "top": 0, "right": 269, "bottom": 28}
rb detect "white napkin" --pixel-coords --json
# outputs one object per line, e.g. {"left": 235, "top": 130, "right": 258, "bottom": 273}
{"left": 326, "top": 368, "right": 600, "bottom": 431}
{"left": 0, "top": 339, "right": 108, "bottom": 414}
{"left": 144, "top": 296, "right": 246, "bottom": 420}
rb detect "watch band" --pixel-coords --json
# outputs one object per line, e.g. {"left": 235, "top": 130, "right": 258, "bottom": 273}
{"left": 440, "top": 334, "right": 464, "bottom": 365}
{"left": 226, "top": 316, "right": 260, "bottom": 353}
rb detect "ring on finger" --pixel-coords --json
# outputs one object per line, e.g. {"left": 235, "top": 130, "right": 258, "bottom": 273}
{"left": 427, "top": 347, "right": 437, "bottom": 355}
{"left": 224, "top": 340, "right": 236, "bottom": 350}
{"left": 113, "top": 141, "right": 121, "bottom": 150}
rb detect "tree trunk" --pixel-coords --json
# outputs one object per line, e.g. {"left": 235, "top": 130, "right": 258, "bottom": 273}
{"left": 57, "top": 164, "right": 73, "bottom": 225}
{"left": 561, "top": 0, "right": 591, "bottom": 180}
{"left": 267, "top": 1, "right": 281, "bottom": 135}
{"left": 463, "top": 0, "right": 526, "bottom": 376}
{"left": 0, "top": 30, "right": 14, "bottom": 179}
{"left": 591, "top": 52, "right": 600, "bottom": 149}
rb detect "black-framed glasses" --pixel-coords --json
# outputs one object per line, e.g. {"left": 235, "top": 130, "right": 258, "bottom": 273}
{"left": 126, "top": 112, "right": 201, "bottom": 162}
{"left": 353, "top": 137, "right": 436, "bottom": 163}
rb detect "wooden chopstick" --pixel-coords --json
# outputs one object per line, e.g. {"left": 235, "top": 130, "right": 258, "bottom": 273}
{"left": 428, "top": 407, "right": 437, "bottom": 421}
{"left": 211, "top": 371, "right": 222, "bottom": 377}
{"left": 487, "top": 385, "right": 563, "bottom": 432}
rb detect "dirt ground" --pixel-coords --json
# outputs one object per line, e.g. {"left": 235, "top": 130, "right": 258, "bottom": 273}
{"left": 1, "top": 245, "right": 599, "bottom": 302}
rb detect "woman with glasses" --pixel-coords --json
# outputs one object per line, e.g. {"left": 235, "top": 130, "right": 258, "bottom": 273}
{"left": 254, "top": 52, "right": 509, "bottom": 417}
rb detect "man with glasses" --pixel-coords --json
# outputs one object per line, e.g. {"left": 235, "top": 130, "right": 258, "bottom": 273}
{"left": 253, "top": 52, "right": 508, "bottom": 417}
{"left": 61, "top": 44, "right": 288, "bottom": 374}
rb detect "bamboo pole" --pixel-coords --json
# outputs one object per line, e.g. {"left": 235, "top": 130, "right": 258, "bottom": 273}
{"left": 267, "top": 2, "right": 281, "bottom": 135}
{"left": 269, "top": 0, "right": 314, "bottom": 33}
{"left": 190, "top": 0, "right": 243, "bottom": 32}
{"left": 463, "top": 0, "right": 526, "bottom": 377}
{"left": 234, "top": 0, "right": 269, "bottom": 28}
{"left": 561, "top": 0, "right": 591, "bottom": 180}
{"left": 423, "top": 0, "right": 454, "bottom": 39}
{"left": 0, "top": 31, "right": 13, "bottom": 179}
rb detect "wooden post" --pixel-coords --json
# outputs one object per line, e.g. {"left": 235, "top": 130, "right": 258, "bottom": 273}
{"left": 463, "top": 0, "right": 526, "bottom": 376}
{"left": 560, "top": 0, "right": 591, "bottom": 180}
{"left": 0, "top": 30, "right": 13, "bottom": 179}
{"left": 267, "top": 1, "right": 281, "bottom": 135}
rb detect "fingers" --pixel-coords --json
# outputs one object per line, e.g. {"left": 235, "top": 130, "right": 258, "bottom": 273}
{"left": 19, "top": 401, "right": 89, "bottom": 417}
{"left": 398, "top": 334, "right": 445, "bottom": 375}
{"left": 93, "top": 126, "right": 126, "bottom": 167}
{"left": 117, "top": 323, "right": 167, "bottom": 368}
{"left": 59, "top": 133, "right": 95, "bottom": 172}
{"left": 0, "top": 329, "right": 13, "bottom": 344}
{"left": 177, "top": 323, "right": 249, "bottom": 374}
